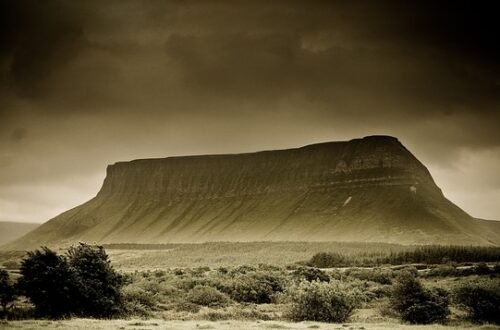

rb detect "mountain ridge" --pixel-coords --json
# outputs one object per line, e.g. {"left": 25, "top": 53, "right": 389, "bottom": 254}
{"left": 4, "top": 136, "right": 500, "bottom": 250}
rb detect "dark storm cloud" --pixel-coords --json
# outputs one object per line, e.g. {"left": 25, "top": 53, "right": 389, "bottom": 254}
{"left": 0, "top": 0, "right": 499, "bottom": 221}
{"left": 0, "top": 1, "right": 88, "bottom": 97}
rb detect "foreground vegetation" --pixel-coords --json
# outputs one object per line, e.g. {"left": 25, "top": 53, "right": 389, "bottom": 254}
{"left": 1, "top": 242, "right": 500, "bottom": 329}
{"left": 4, "top": 319, "right": 500, "bottom": 330}
{"left": 2, "top": 318, "right": 499, "bottom": 329}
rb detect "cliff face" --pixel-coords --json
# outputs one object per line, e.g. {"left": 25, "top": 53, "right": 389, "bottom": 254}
{"left": 5, "top": 136, "right": 500, "bottom": 249}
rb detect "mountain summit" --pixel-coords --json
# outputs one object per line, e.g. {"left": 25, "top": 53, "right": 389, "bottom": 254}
{"left": 6, "top": 136, "right": 500, "bottom": 249}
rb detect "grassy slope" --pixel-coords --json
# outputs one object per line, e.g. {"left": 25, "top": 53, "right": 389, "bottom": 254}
{"left": 5, "top": 185, "right": 498, "bottom": 250}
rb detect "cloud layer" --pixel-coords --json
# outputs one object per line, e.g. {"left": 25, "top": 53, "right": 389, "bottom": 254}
{"left": 1, "top": 0, "right": 499, "bottom": 222}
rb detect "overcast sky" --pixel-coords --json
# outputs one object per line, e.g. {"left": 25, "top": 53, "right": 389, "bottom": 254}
{"left": 1, "top": 0, "right": 499, "bottom": 223}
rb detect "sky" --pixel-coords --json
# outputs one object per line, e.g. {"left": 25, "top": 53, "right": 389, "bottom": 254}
{"left": 1, "top": 0, "right": 499, "bottom": 223}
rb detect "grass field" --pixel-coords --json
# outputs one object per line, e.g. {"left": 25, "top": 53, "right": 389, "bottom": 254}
{"left": 103, "top": 242, "right": 410, "bottom": 271}
{"left": 2, "top": 319, "right": 499, "bottom": 330}
{"left": 3, "top": 242, "right": 499, "bottom": 271}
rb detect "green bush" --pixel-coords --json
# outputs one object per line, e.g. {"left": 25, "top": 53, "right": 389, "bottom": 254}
{"left": 288, "top": 281, "right": 361, "bottom": 322}
{"left": 293, "top": 267, "right": 330, "bottom": 282}
{"left": 187, "top": 285, "right": 230, "bottom": 307}
{"left": 121, "top": 285, "right": 157, "bottom": 316}
{"left": 0, "top": 269, "right": 16, "bottom": 318}
{"left": 121, "top": 285, "right": 157, "bottom": 308}
{"left": 345, "top": 268, "right": 392, "bottom": 285}
{"left": 454, "top": 283, "right": 500, "bottom": 324}
{"left": 17, "top": 247, "right": 79, "bottom": 318}
{"left": 217, "top": 272, "right": 285, "bottom": 304}
{"left": 308, "top": 252, "right": 347, "bottom": 268}
{"left": 17, "top": 244, "right": 125, "bottom": 318}
{"left": 67, "top": 244, "right": 125, "bottom": 317}
{"left": 427, "top": 265, "right": 457, "bottom": 277}
{"left": 472, "top": 263, "right": 491, "bottom": 275}
{"left": 390, "top": 272, "right": 449, "bottom": 324}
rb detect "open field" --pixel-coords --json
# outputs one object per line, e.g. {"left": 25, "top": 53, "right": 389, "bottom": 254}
{"left": 2, "top": 319, "right": 499, "bottom": 330}
{"left": 104, "top": 242, "right": 409, "bottom": 271}
{"left": 2, "top": 241, "right": 409, "bottom": 271}
{"left": 3, "top": 242, "right": 499, "bottom": 272}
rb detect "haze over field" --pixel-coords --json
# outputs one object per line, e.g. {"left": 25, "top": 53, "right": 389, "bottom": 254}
{"left": 1, "top": 1, "right": 500, "bottom": 226}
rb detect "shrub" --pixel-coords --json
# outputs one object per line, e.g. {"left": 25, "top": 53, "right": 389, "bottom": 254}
{"left": 345, "top": 268, "right": 392, "bottom": 285}
{"left": 427, "top": 265, "right": 457, "bottom": 277}
{"left": 175, "top": 302, "right": 201, "bottom": 313}
{"left": 308, "top": 252, "right": 347, "bottom": 268}
{"left": 493, "top": 264, "right": 500, "bottom": 274}
{"left": 17, "top": 244, "right": 125, "bottom": 318}
{"left": 122, "top": 286, "right": 157, "bottom": 316}
{"left": 17, "top": 247, "right": 78, "bottom": 318}
{"left": 472, "top": 263, "right": 491, "bottom": 275}
{"left": 230, "top": 265, "right": 257, "bottom": 275}
{"left": 121, "top": 285, "right": 157, "bottom": 308}
{"left": 187, "top": 285, "right": 230, "bottom": 307}
{"left": 454, "top": 283, "right": 500, "bottom": 324}
{"left": 288, "top": 281, "right": 361, "bottom": 322}
{"left": 0, "top": 269, "right": 16, "bottom": 318}
{"left": 293, "top": 267, "right": 330, "bottom": 282}
{"left": 225, "top": 273, "right": 284, "bottom": 304}
{"left": 390, "top": 272, "right": 449, "bottom": 324}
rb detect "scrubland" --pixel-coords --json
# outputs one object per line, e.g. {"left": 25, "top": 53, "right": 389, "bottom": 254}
{"left": 1, "top": 242, "right": 500, "bottom": 329}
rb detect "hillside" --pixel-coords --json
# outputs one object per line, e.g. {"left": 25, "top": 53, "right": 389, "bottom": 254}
{"left": 0, "top": 222, "right": 39, "bottom": 245}
{"left": 4, "top": 136, "right": 500, "bottom": 250}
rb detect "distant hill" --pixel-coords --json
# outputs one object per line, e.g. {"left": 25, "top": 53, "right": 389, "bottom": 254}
{"left": 4, "top": 136, "right": 500, "bottom": 250}
{"left": 0, "top": 222, "right": 39, "bottom": 245}
{"left": 475, "top": 218, "right": 500, "bottom": 236}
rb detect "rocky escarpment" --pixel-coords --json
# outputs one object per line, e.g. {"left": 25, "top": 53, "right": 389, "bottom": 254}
{"left": 5, "top": 136, "right": 500, "bottom": 249}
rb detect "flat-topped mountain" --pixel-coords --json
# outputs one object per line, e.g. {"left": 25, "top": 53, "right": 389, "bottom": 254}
{"left": 5, "top": 136, "right": 500, "bottom": 249}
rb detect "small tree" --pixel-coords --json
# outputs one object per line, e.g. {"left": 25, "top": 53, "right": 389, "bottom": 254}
{"left": 0, "top": 269, "right": 16, "bottom": 318}
{"left": 17, "top": 247, "right": 78, "bottom": 318}
{"left": 17, "top": 244, "right": 125, "bottom": 318}
{"left": 67, "top": 243, "right": 125, "bottom": 317}
{"left": 390, "top": 271, "right": 449, "bottom": 324}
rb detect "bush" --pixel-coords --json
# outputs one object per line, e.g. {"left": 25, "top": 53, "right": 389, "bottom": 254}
{"left": 0, "top": 269, "right": 16, "bottom": 318}
{"left": 66, "top": 244, "right": 125, "bottom": 317}
{"left": 427, "top": 265, "right": 457, "bottom": 277}
{"left": 187, "top": 285, "right": 230, "bottom": 307}
{"left": 122, "top": 285, "right": 157, "bottom": 308}
{"left": 17, "top": 247, "right": 78, "bottom": 318}
{"left": 293, "top": 267, "right": 330, "bottom": 282}
{"left": 308, "top": 252, "right": 347, "bottom": 268}
{"left": 121, "top": 285, "right": 157, "bottom": 316}
{"left": 345, "top": 268, "right": 392, "bottom": 285}
{"left": 454, "top": 283, "right": 500, "bottom": 324}
{"left": 218, "top": 272, "right": 285, "bottom": 304}
{"left": 288, "top": 281, "right": 361, "bottom": 322}
{"left": 17, "top": 244, "right": 125, "bottom": 318}
{"left": 390, "top": 272, "right": 449, "bottom": 324}
{"left": 472, "top": 263, "right": 491, "bottom": 275}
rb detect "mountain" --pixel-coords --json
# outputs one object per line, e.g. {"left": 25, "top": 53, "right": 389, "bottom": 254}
{"left": 0, "top": 222, "right": 39, "bottom": 245}
{"left": 4, "top": 136, "right": 500, "bottom": 250}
